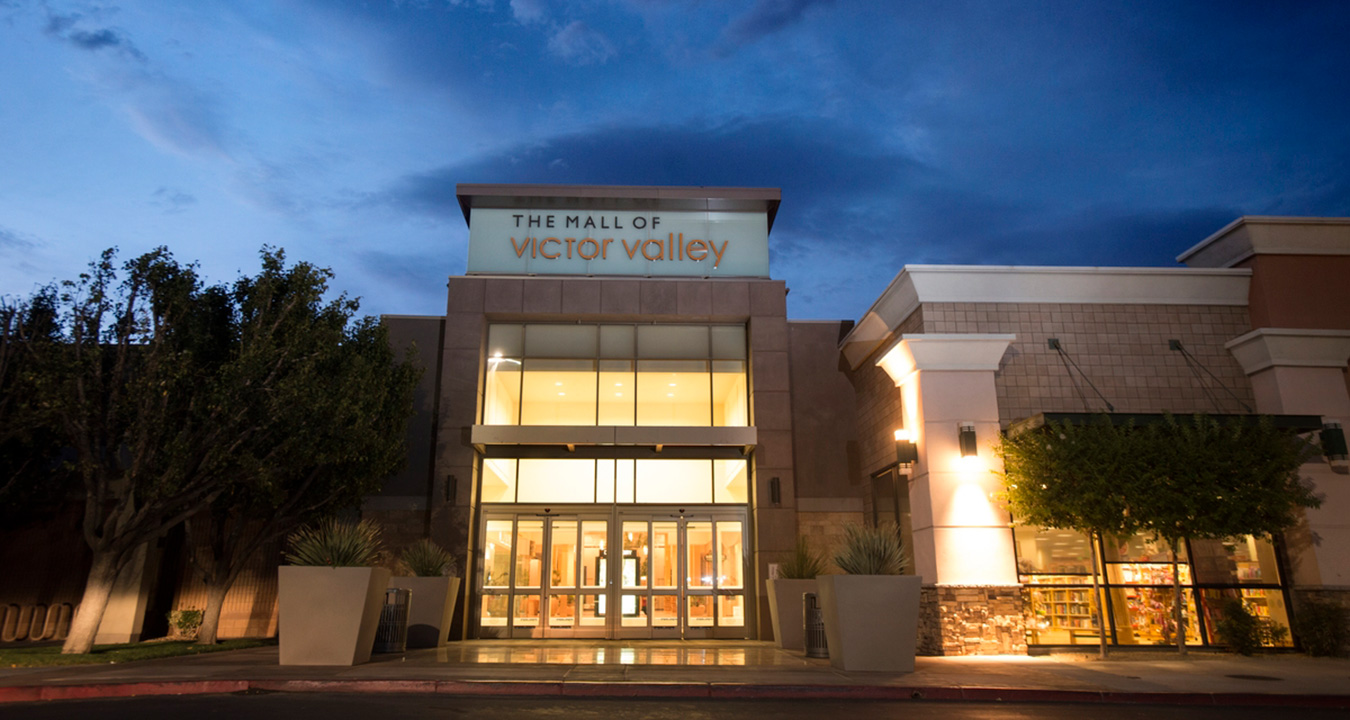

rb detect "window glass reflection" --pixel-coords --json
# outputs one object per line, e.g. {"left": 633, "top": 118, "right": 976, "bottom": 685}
{"left": 480, "top": 459, "right": 517, "bottom": 503}
{"left": 518, "top": 459, "right": 595, "bottom": 503}
{"left": 1013, "top": 526, "right": 1094, "bottom": 575}
{"left": 712, "top": 360, "right": 748, "bottom": 426}
{"left": 636, "top": 360, "right": 710, "bottom": 426}
{"left": 520, "top": 359, "right": 597, "bottom": 425}
{"left": 1190, "top": 536, "right": 1281, "bottom": 585}
{"left": 636, "top": 459, "right": 712, "bottom": 504}
{"left": 483, "top": 323, "right": 747, "bottom": 429}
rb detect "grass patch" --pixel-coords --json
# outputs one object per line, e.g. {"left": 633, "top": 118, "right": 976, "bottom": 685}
{"left": 0, "top": 638, "right": 275, "bottom": 668}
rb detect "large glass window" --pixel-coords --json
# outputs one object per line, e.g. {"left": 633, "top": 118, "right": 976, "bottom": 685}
{"left": 480, "top": 458, "right": 748, "bottom": 505}
{"left": 1014, "top": 527, "right": 1292, "bottom": 649}
{"left": 483, "top": 323, "right": 748, "bottom": 427}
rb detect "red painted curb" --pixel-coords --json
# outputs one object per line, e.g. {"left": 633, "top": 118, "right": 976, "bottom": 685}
{"left": 434, "top": 680, "right": 563, "bottom": 697}
{"left": 0, "top": 679, "right": 1347, "bottom": 709}
{"left": 36, "top": 681, "right": 247, "bottom": 702}
{"left": 0, "top": 686, "right": 43, "bottom": 703}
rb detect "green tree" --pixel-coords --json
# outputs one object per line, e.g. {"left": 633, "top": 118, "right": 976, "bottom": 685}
{"left": 1129, "top": 415, "right": 1319, "bottom": 654}
{"left": 0, "top": 288, "right": 68, "bottom": 522}
{"left": 12, "top": 247, "right": 415, "bottom": 654}
{"left": 185, "top": 253, "right": 418, "bottom": 644}
{"left": 21, "top": 249, "right": 249, "bottom": 654}
{"left": 997, "top": 415, "right": 1140, "bottom": 658}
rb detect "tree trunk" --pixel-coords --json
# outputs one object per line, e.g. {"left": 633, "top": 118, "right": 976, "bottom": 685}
{"left": 195, "top": 577, "right": 232, "bottom": 646}
{"left": 61, "top": 549, "right": 123, "bottom": 654}
{"left": 1171, "top": 543, "right": 1186, "bottom": 655}
{"left": 1090, "top": 531, "right": 1108, "bottom": 659}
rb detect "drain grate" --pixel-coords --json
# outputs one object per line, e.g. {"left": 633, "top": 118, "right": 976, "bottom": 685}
{"left": 1225, "top": 674, "right": 1282, "bottom": 682}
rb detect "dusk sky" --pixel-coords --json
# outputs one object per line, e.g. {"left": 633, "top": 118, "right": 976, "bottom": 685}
{"left": 3, "top": 1, "right": 1349, "bottom": 322}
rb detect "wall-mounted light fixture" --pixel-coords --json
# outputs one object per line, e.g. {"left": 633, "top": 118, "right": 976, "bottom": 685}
{"left": 444, "top": 474, "right": 457, "bottom": 504}
{"left": 894, "top": 428, "right": 918, "bottom": 465}
{"left": 769, "top": 476, "right": 782, "bottom": 506}
{"left": 1322, "top": 421, "right": 1348, "bottom": 462}
{"left": 958, "top": 422, "right": 978, "bottom": 457}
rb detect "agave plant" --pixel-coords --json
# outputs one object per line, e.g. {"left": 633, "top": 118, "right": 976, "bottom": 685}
{"left": 833, "top": 523, "right": 906, "bottom": 575}
{"left": 400, "top": 538, "right": 459, "bottom": 577}
{"left": 285, "top": 518, "right": 383, "bottom": 567}
{"left": 778, "top": 536, "right": 826, "bottom": 579}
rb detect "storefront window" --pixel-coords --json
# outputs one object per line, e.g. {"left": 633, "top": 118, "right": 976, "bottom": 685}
{"left": 1189, "top": 536, "right": 1280, "bottom": 585}
{"left": 1014, "top": 526, "right": 1292, "bottom": 649}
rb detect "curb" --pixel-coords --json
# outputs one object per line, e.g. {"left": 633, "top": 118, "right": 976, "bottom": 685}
{"left": 2, "top": 680, "right": 1349, "bottom": 708}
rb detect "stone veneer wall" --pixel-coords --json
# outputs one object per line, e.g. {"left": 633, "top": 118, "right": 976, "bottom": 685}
{"left": 919, "top": 302, "right": 1256, "bottom": 425}
{"left": 918, "top": 585, "right": 1027, "bottom": 656}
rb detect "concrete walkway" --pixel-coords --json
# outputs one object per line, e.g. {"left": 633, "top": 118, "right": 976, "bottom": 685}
{"left": 2, "top": 640, "right": 1348, "bottom": 707}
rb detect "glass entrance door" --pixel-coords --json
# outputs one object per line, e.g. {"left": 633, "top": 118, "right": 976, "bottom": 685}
{"left": 476, "top": 508, "right": 750, "bottom": 639}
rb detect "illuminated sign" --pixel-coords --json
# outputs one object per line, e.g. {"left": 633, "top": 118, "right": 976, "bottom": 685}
{"left": 466, "top": 209, "right": 770, "bottom": 277}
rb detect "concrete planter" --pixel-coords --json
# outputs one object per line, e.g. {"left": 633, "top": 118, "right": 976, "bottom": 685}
{"left": 389, "top": 576, "right": 461, "bottom": 648}
{"left": 816, "top": 574, "right": 922, "bottom": 672}
{"left": 278, "top": 566, "right": 391, "bottom": 666}
{"left": 766, "top": 578, "right": 817, "bottom": 650}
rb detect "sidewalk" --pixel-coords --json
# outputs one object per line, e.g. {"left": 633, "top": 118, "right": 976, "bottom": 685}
{"left": 2, "top": 640, "right": 1348, "bottom": 707}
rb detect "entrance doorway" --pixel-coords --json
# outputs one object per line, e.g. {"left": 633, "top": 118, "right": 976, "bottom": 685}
{"left": 475, "top": 506, "right": 750, "bottom": 639}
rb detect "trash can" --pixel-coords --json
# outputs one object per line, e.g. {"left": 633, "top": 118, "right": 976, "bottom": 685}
{"left": 374, "top": 588, "right": 411, "bottom": 654}
{"left": 804, "top": 592, "right": 829, "bottom": 659}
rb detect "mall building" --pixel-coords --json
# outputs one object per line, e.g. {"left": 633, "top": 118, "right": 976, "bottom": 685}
{"left": 3, "top": 184, "right": 1348, "bottom": 653}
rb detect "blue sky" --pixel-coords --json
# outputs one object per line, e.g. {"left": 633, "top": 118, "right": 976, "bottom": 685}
{"left": 3, "top": 1, "right": 1349, "bottom": 322}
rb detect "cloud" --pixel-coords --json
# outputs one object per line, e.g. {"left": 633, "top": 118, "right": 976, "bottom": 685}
{"left": 39, "top": 10, "right": 228, "bottom": 159}
{"left": 43, "top": 11, "right": 145, "bottom": 61}
{"left": 0, "top": 226, "right": 38, "bottom": 252}
{"left": 151, "top": 187, "right": 198, "bottom": 214}
{"left": 372, "top": 117, "right": 922, "bottom": 221}
{"left": 547, "top": 21, "right": 615, "bottom": 65}
{"left": 364, "top": 115, "right": 1256, "bottom": 321}
{"left": 717, "top": 0, "right": 834, "bottom": 53}
{"left": 120, "top": 76, "right": 230, "bottom": 159}
{"left": 510, "top": 0, "right": 547, "bottom": 24}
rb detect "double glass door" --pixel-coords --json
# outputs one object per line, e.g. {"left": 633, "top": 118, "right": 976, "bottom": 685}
{"left": 477, "top": 507, "right": 749, "bottom": 639}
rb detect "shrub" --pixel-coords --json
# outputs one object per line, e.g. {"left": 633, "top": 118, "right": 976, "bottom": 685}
{"left": 1214, "top": 597, "right": 1290, "bottom": 655}
{"left": 1295, "top": 596, "right": 1349, "bottom": 657}
{"left": 285, "top": 518, "right": 383, "bottom": 567}
{"left": 167, "top": 608, "right": 203, "bottom": 639}
{"left": 834, "top": 523, "right": 905, "bottom": 575}
{"left": 400, "top": 538, "right": 458, "bottom": 577}
{"left": 778, "top": 537, "right": 826, "bottom": 580}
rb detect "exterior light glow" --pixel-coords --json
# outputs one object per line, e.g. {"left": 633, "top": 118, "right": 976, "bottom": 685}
{"left": 894, "top": 427, "right": 918, "bottom": 465}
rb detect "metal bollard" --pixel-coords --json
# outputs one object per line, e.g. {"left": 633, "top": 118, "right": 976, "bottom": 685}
{"left": 803, "top": 592, "right": 829, "bottom": 658}
{"left": 374, "top": 588, "right": 412, "bottom": 654}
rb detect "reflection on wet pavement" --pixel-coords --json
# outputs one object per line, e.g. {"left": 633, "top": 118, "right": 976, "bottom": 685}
{"left": 435, "top": 641, "right": 818, "bottom": 667}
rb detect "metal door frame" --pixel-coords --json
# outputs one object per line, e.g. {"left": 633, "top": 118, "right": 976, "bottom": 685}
{"left": 474, "top": 505, "right": 752, "bottom": 640}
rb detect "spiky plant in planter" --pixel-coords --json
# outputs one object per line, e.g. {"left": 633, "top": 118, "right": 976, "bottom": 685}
{"left": 779, "top": 537, "right": 827, "bottom": 580}
{"left": 285, "top": 518, "right": 383, "bottom": 567}
{"left": 817, "top": 522, "right": 921, "bottom": 671}
{"left": 400, "top": 539, "right": 459, "bottom": 577}
{"left": 833, "top": 523, "right": 905, "bottom": 575}
{"left": 278, "top": 518, "right": 390, "bottom": 665}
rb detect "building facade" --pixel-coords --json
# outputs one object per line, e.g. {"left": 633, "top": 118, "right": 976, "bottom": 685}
{"left": 4, "top": 187, "right": 1348, "bottom": 653}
